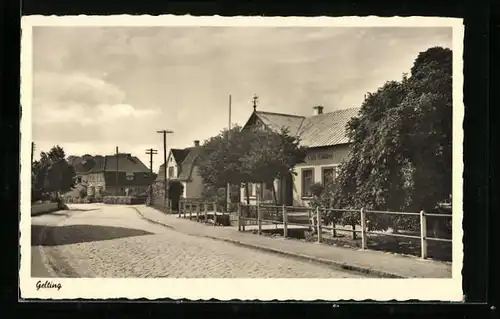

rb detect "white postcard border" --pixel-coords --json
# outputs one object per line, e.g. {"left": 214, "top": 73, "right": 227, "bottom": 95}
{"left": 20, "top": 15, "right": 464, "bottom": 301}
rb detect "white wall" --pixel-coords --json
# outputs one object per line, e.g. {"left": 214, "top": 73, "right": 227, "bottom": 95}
{"left": 167, "top": 155, "right": 179, "bottom": 178}
{"left": 185, "top": 166, "right": 204, "bottom": 199}
{"left": 292, "top": 144, "right": 350, "bottom": 206}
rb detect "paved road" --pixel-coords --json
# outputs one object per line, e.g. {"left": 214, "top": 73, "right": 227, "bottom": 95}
{"left": 31, "top": 204, "right": 367, "bottom": 278}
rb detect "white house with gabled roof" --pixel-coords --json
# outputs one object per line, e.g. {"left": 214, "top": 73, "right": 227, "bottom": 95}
{"left": 240, "top": 104, "right": 360, "bottom": 207}
{"left": 156, "top": 140, "right": 204, "bottom": 199}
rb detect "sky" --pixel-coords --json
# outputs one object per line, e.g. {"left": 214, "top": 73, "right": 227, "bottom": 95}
{"left": 31, "top": 26, "right": 452, "bottom": 173}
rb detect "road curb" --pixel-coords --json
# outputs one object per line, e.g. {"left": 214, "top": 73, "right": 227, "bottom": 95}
{"left": 133, "top": 207, "right": 175, "bottom": 230}
{"left": 134, "top": 209, "right": 405, "bottom": 279}
{"left": 34, "top": 212, "right": 81, "bottom": 278}
{"left": 36, "top": 225, "right": 58, "bottom": 277}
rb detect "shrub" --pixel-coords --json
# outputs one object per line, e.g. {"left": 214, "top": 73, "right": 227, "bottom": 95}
{"left": 146, "top": 180, "right": 184, "bottom": 210}
{"left": 309, "top": 183, "right": 325, "bottom": 198}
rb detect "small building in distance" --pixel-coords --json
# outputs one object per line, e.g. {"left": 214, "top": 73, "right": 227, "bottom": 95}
{"left": 73, "top": 153, "right": 155, "bottom": 197}
{"left": 156, "top": 140, "right": 204, "bottom": 199}
{"left": 240, "top": 105, "right": 360, "bottom": 207}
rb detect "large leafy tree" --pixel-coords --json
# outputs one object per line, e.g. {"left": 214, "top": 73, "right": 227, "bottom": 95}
{"left": 331, "top": 46, "right": 452, "bottom": 232}
{"left": 240, "top": 127, "right": 307, "bottom": 204}
{"left": 198, "top": 125, "right": 253, "bottom": 187}
{"left": 32, "top": 145, "right": 76, "bottom": 201}
{"left": 198, "top": 125, "right": 307, "bottom": 205}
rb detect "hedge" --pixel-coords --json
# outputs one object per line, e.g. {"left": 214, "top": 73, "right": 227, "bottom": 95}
{"left": 103, "top": 196, "right": 145, "bottom": 205}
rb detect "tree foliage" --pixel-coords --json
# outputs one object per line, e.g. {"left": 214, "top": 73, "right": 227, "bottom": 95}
{"left": 330, "top": 46, "right": 452, "bottom": 231}
{"left": 198, "top": 125, "right": 307, "bottom": 205}
{"left": 32, "top": 145, "right": 76, "bottom": 201}
{"left": 240, "top": 127, "right": 307, "bottom": 185}
{"left": 198, "top": 125, "right": 253, "bottom": 188}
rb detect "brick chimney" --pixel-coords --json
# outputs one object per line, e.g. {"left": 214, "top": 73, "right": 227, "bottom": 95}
{"left": 194, "top": 140, "right": 200, "bottom": 147}
{"left": 313, "top": 105, "right": 324, "bottom": 115}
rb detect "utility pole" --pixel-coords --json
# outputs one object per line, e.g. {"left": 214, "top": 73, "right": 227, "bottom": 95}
{"left": 145, "top": 148, "right": 158, "bottom": 173}
{"left": 157, "top": 129, "right": 173, "bottom": 210}
{"left": 145, "top": 148, "right": 158, "bottom": 203}
{"left": 115, "top": 146, "right": 119, "bottom": 196}
{"left": 227, "top": 94, "right": 231, "bottom": 212}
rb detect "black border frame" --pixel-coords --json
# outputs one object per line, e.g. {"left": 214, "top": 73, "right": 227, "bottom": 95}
{"left": 1, "top": 0, "right": 496, "bottom": 317}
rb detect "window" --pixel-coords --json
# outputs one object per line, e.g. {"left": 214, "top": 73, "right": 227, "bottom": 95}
{"left": 322, "top": 167, "right": 336, "bottom": 186}
{"left": 168, "top": 166, "right": 174, "bottom": 178}
{"left": 251, "top": 183, "right": 257, "bottom": 197}
{"left": 126, "top": 173, "right": 134, "bottom": 181}
{"left": 301, "top": 169, "right": 314, "bottom": 198}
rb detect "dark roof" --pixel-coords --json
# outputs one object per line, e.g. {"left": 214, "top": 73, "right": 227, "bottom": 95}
{"left": 171, "top": 148, "right": 191, "bottom": 164}
{"left": 73, "top": 159, "right": 95, "bottom": 174}
{"left": 177, "top": 147, "right": 202, "bottom": 181}
{"left": 243, "top": 107, "right": 360, "bottom": 148}
{"left": 87, "top": 153, "right": 150, "bottom": 174}
{"left": 70, "top": 153, "right": 153, "bottom": 187}
{"left": 156, "top": 147, "right": 201, "bottom": 182}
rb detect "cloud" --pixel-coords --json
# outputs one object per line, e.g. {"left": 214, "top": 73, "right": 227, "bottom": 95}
{"left": 31, "top": 26, "right": 453, "bottom": 173}
{"left": 33, "top": 71, "right": 126, "bottom": 107}
{"left": 33, "top": 102, "right": 158, "bottom": 126}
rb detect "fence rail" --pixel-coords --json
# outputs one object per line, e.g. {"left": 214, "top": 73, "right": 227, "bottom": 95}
{"left": 236, "top": 203, "right": 452, "bottom": 260}
{"left": 174, "top": 199, "right": 233, "bottom": 226}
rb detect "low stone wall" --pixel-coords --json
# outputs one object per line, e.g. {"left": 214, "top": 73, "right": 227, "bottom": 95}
{"left": 31, "top": 202, "right": 59, "bottom": 216}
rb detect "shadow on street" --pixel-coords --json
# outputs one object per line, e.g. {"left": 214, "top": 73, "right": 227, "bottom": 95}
{"left": 31, "top": 224, "right": 154, "bottom": 246}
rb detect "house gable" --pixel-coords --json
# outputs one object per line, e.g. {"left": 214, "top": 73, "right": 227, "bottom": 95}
{"left": 241, "top": 107, "right": 359, "bottom": 149}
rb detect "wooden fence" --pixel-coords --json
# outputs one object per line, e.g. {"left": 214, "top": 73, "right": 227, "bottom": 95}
{"left": 177, "top": 199, "right": 233, "bottom": 226}
{"left": 237, "top": 203, "right": 452, "bottom": 260}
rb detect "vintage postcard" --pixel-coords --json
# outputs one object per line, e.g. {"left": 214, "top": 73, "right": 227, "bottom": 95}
{"left": 20, "top": 15, "right": 464, "bottom": 301}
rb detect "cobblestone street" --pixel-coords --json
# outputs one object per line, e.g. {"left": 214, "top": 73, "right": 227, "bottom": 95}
{"left": 31, "top": 204, "right": 368, "bottom": 278}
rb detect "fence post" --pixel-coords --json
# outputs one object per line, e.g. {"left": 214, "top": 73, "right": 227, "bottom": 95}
{"left": 183, "top": 203, "right": 187, "bottom": 218}
{"left": 360, "top": 208, "right": 367, "bottom": 250}
{"left": 204, "top": 201, "right": 208, "bottom": 223}
{"left": 196, "top": 203, "right": 200, "bottom": 221}
{"left": 420, "top": 210, "right": 428, "bottom": 259}
{"left": 331, "top": 210, "right": 336, "bottom": 237}
{"left": 316, "top": 207, "right": 322, "bottom": 243}
{"left": 308, "top": 208, "right": 312, "bottom": 231}
{"left": 213, "top": 201, "right": 217, "bottom": 225}
{"left": 257, "top": 199, "right": 262, "bottom": 235}
{"left": 237, "top": 203, "right": 241, "bottom": 231}
{"left": 282, "top": 205, "right": 288, "bottom": 238}
{"left": 242, "top": 204, "right": 246, "bottom": 231}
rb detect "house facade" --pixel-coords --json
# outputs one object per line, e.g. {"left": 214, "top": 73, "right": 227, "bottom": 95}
{"left": 240, "top": 105, "right": 359, "bottom": 207}
{"left": 75, "top": 153, "right": 154, "bottom": 197}
{"left": 156, "top": 140, "right": 204, "bottom": 199}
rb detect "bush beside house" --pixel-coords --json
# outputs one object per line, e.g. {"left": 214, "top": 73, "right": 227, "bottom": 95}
{"left": 146, "top": 180, "right": 184, "bottom": 212}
